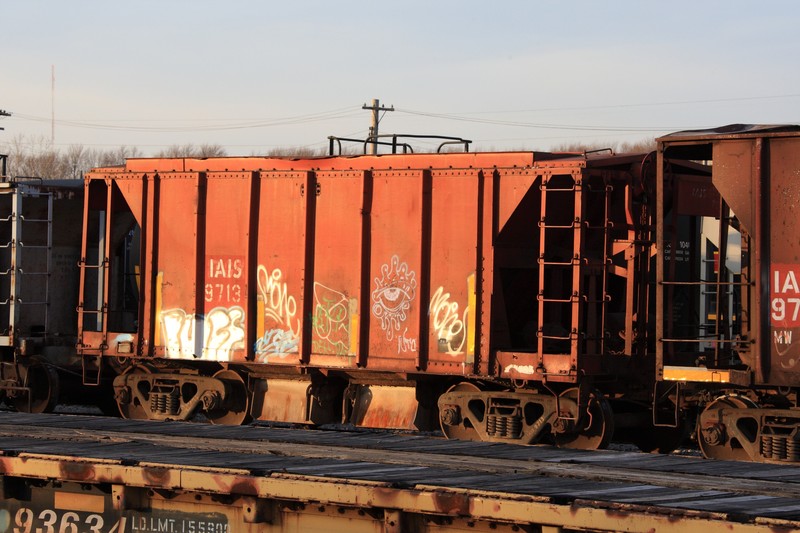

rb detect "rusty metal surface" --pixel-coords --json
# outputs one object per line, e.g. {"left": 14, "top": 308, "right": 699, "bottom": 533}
{"left": 2, "top": 411, "right": 800, "bottom": 531}
{"left": 82, "top": 150, "right": 646, "bottom": 380}
{"left": 660, "top": 123, "right": 800, "bottom": 139}
{"left": 768, "top": 137, "right": 800, "bottom": 382}
{"left": 657, "top": 130, "right": 800, "bottom": 387}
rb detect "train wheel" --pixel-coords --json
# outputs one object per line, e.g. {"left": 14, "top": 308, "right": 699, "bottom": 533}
{"left": 207, "top": 369, "right": 250, "bottom": 426}
{"left": 14, "top": 358, "right": 59, "bottom": 413}
{"left": 552, "top": 388, "right": 614, "bottom": 450}
{"left": 116, "top": 365, "right": 152, "bottom": 420}
{"left": 697, "top": 395, "right": 758, "bottom": 461}
{"left": 439, "top": 382, "right": 482, "bottom": 441}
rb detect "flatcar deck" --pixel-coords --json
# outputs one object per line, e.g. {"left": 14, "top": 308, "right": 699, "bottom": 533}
{"left": 1, "top": 412, "right": 799, "bottom": 532}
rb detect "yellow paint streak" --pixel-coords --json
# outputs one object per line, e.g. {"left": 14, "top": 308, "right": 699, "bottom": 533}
{"left": 466, "top": 272, "right": 476, "bottom": 363}
{"left": 154, "top": 271, "right": 163, "bottom": 346}
{"left": 349, "top": 298, "right": 359, "bottom": 356}
{"left": 663, "top": 365, "right": 731, "bottom": 383}
{"left": 257, "top": 294, "right": 265, "bottom": 340}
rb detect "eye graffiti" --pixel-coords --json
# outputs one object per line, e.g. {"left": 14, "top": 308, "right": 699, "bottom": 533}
{"left": 371, "top": 255, "right": 417, "bottom": 341}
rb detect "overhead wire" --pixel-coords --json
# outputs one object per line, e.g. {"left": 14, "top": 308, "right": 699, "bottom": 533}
{"left": 9, "top": 106, "right": 364, "bottom": 133}
{"left": 406, "top": 93, "right": 800, "bottom": 116}
{"left": 394, "top": 93, "right": 800, "bottom": 133}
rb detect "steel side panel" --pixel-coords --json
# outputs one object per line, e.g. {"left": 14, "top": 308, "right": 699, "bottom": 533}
{"left": 141, "top": 173, "right": 158, "bottom": 356}
{"left": 478, "top": 170, "right": 494, "bottom": 375}
{"left": 309, "top": 171, "right": 363, "bottom": 368}
{"left": 254, "top": 171, "right": 308, "bottom": 364}
{"left": 202, "top": 173, "right": 251, "bottom": 362}
{"left": 426, "top": 170, "right": 479, "bottom": 372}
{"left": 491, "top": 168, "right": 543, "bottom": 378}
{"left": 123, "top": 151, "right": 538, "bottom": 174}
{"left": 155, "top": 174, "right": 200, "bottom": 360}
{"left": 712, "top": 140, "right": 755, "bottom": 236}
{"left": 767, "top": 138, "right": 800, "bottom": 384}
{"left": 112, "top": 175, "right": 147, "bottom": 233}
{"left": 496, "top": 168, "right": 539, "bottom": 234}
{"left": 367, "top": 170, "right": 423, "bottom": 370}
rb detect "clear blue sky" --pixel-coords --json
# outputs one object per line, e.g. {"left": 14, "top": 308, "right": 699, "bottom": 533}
{"left": 2, "top": 0, "right": 799, "bottom": 155}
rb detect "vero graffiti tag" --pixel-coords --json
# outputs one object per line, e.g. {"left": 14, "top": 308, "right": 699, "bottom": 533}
{"left": 429, "top": 286, "right": 468, "bottom": 355}
{"left": 254, "top": 266, "right": 301, "bottom": 359}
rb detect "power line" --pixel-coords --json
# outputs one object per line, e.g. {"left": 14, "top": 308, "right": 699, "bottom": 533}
{"left": 393, "top": 93, "right": 800, "bottom": 133}
{"left": 400, "top": 93, "right": 800, "bottom": 116}
{"left": 9, "top": 106, "right": 364, "bottom": 133}
{"left": 395, "top": 108, "right": 678, "bottom": 132}
{"left": 0, "top": 109, "right": 10, "bottom": 131}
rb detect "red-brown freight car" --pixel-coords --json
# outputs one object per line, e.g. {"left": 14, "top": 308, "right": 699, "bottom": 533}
{"left": 656, "top": 125, "right": 800, "bottom": 461}
{"left": 77, "top": 143, "right": 665, "bottom": 450}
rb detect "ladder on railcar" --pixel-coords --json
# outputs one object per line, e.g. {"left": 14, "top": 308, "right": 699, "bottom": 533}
{"left": 0, "top": 183, "right": 54, "bottom": 346}
{"left": 537, "top": 171, "right": 583, "bottom": 358}
{"left": 537, "top": 171, "right": 612, "bottom": 359}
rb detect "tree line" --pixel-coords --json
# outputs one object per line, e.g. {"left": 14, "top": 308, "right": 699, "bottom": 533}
{"left": 0, "top": 135, "right": 230, "bottom": 180}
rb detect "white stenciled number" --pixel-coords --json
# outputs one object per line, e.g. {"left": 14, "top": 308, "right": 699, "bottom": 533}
{"left": 58, "top": 512, "right": 80, "bottom": 533}
{"left": 790, "top": 298, "right": 800, "bottom": 322}
{"left": 230, "top": 284, "right": 241, "bottom": 303}
{"left": 773, "top": 298, "right": 786, "bottom": 321}
{"left": 38, "top": 509, "right": 57, "bottom": 533}
{"left": 85, "top": 515, "right": 104, "bottom": 533}
{"left": 772, "top": 298, "right": 800, "bottom": 322}
{"left": 13, "top": 508, "right": 33, "bottom": 533}
{"left": 107, "top": 518, "right": 126, "bottom": 533}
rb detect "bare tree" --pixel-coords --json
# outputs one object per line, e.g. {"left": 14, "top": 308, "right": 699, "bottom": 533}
{"left": 155, "top": 144, "right": 227, "bottom": 158}
{"left": 551, "top": 137, "right": 656, "bottom": 154}
{"left": 0, "top": 135, "right": 145, "bottom": 179}
{"left": 4, "top": 135, "right": 67, "bottom": 179}
{"left": 93, "top": 146, "right": 143, "bottom": 167}
{"left": 263, "top": 146, "right": 329, "bottom": 158}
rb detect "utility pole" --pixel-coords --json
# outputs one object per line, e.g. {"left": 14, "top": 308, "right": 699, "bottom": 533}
{"left": 362, "top": 98, "right": 394, "bottom": 155}
{"left": 0, "top": 109, "right": 9, "bottom": 131}
{"left": 51, "top": 65, "right": 55, "bottom": 144}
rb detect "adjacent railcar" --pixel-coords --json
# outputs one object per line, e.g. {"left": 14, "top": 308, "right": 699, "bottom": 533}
{"left": 656, "top": 125, "right": 800, "bottom": 461}
{"left": 0, "top": 160, "right": 86, "bottom": 413}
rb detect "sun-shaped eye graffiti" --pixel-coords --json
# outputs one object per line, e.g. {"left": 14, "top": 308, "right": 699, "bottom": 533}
{"left": 371, "top": 255, "right": 417, "bottom": 340}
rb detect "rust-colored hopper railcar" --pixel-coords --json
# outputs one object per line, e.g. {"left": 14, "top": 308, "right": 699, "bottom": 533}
{"left": 80, "top": 148, "right": 658, "bottom": 449}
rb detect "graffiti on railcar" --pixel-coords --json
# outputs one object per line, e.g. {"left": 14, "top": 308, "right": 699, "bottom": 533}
{"left": 254, "top": 328, "right": 299, "bottom": 356}
{"left": 397, "top": 329, "right": 418, "bottom": 353}
{"left": 429, "top": 285, "right": 468, "bottom": 355}
{"left": 371, "top": 255, "right": 417, "bottom": 343}
{"left": 254, "top": 266, "right": 301, "bottom": 358}
{"left": 312, "top": 282, "right": 355, "bottom": 356}
{"left": 160, "top": 306, "right": 245, "bottom": 361}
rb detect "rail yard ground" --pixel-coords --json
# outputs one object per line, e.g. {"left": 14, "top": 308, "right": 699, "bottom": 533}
{"left": 1, "top": 410, "right": 799, "bottom": 532}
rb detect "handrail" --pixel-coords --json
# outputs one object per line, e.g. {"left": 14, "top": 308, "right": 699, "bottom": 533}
{"left": 328, "top": 134, "right": 472, "bottom": 155}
